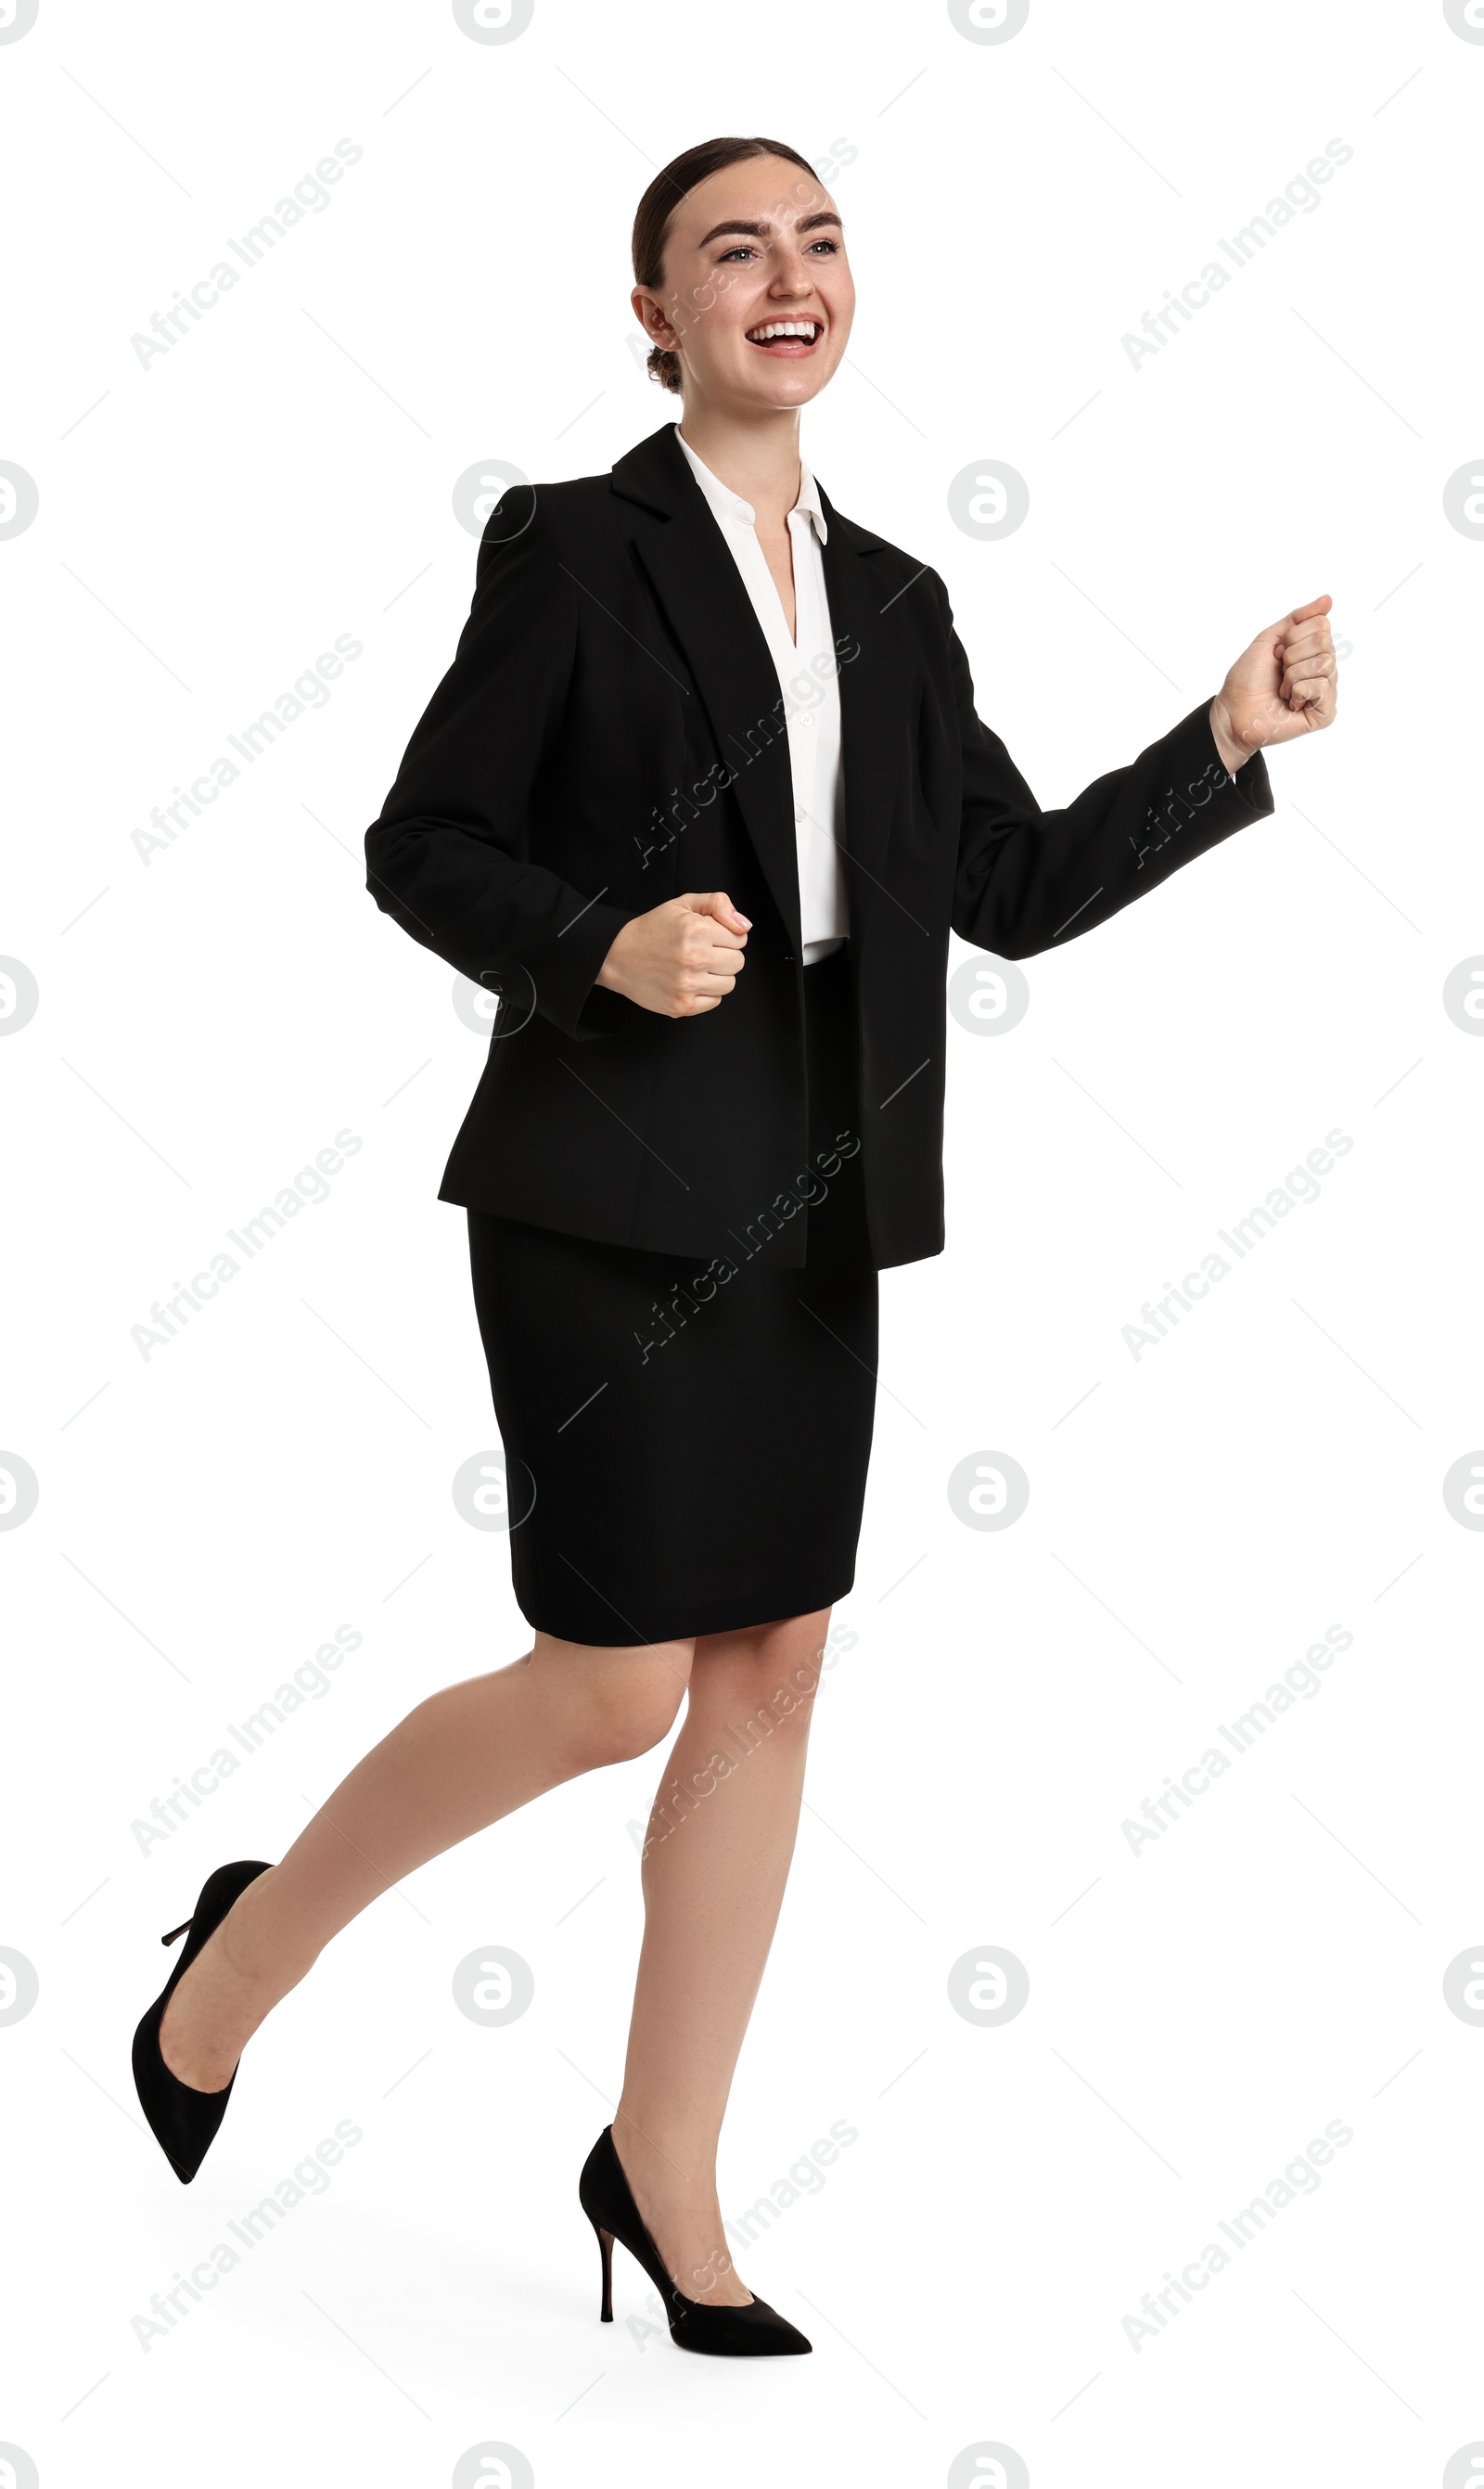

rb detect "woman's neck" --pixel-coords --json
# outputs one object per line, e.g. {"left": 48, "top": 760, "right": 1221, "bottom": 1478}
{"left": 675, "top": 404, "right": 804, "bottom": 527}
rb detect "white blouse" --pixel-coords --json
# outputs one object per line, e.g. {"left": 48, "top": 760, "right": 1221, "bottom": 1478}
{"left": 673, "top": 427, "right": 849, "bottom": 963}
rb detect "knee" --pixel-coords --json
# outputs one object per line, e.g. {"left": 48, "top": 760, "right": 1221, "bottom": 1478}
{"left": 569, "top": 1648, "right": 693, "bottom": 1768}
{"left": 741, "top": 1664, "right": 819, "bottom": 1746}
{"left": 694, "top": 1610, "right": 831, "bottom": 1738}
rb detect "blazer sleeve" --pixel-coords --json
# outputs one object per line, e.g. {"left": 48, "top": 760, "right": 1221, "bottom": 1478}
{"left": 364, "top": 492, "right": 632, "bottom": 1042}
{"left": 936, "top": 571, "right": 1275, "bottom": 961}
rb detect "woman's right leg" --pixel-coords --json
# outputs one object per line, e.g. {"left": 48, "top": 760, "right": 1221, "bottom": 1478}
{"left": 159, "top": 1632, "right": 694, "bottom": 2089}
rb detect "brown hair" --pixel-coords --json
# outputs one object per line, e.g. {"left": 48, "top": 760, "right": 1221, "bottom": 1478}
{"left": 632, "top": 135, "right": 823, "bottom": 395}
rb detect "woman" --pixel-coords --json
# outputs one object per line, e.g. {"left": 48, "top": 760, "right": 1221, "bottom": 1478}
{"left": 132, "top": 134, "right": 1337, "bottom": 2360}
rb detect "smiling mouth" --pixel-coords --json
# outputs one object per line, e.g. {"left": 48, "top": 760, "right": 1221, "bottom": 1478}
{"left": 744, "top": 318, "right": 823, "bottom": 355}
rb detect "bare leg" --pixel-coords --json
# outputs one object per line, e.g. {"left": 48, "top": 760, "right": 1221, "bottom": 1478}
{"left": 612, "top": 1608, "right": 830, "bottom": 2309}
{"left": 159, "top": 1634, "right": 694, "bottom": 2089}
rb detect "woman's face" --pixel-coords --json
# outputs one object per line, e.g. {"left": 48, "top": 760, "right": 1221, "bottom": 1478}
{"left": 633, "top": 154, "right": 854, "bottom": 414}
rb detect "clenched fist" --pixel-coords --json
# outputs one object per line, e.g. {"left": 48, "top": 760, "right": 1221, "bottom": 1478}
{"left": 595, "top": 890, "right": 751, "bottom": 1019}
{"left": 1209, "top": 592, "right": 1338, "bottom": 773}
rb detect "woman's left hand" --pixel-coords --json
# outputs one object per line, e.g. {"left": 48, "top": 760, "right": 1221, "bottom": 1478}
{"left": 1209, "top": 592, "right": 1337, "bottom": 773}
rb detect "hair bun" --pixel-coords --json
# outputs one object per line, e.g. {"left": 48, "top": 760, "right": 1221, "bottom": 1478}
{"left": 646, "top": 344, "right": 683, "bottom": 394}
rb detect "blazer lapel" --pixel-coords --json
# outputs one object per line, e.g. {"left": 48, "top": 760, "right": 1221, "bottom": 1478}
{"left": 610, "top": 423, "right": 801, "bottom": 954}
{"left": 608, "top": 422, "right": 905, "bottom": 955}
{"left": 816, "top": 486, "right": 905, "bottom": 948}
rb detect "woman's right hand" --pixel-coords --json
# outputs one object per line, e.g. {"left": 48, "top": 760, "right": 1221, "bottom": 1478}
{"left": 595, "top": 891, "right": 751, "bottom": 1019}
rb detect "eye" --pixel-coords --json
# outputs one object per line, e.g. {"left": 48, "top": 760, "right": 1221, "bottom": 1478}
{"left": 716, "top": 243, "right": 759, "bottom": 263}
{"left": 807, "top": 238, "right": 840, "bottom": 254}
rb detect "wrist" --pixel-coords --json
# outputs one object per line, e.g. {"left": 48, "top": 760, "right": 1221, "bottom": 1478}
{"left": 595, "top": 929, "right": 633, "bottom": 996}
{"left": 1209, "top": 696, "right": 1252, "bottom": 778}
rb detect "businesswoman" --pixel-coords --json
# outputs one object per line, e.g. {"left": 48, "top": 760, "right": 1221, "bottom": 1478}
{"left": 134, "top": 135, "right": 1337, "bottom": 2357}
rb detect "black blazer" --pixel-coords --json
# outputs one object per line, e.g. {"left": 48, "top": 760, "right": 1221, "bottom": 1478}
{"left": 365, "top": 418, "right": 1273, "bottom": 1271}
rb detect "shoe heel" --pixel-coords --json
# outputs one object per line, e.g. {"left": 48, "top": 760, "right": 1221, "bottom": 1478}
{"left": 592, "top": 2219, "right": 614, "bottom": 2322}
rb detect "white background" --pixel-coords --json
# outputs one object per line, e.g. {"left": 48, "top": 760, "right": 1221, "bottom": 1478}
{"left": 4, "top": 0, "right": 1482, "bottom": 2482}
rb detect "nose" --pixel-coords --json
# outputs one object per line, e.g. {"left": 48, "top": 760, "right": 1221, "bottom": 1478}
{"left": 770, "top": 262, "right": 816, "bottom": 301}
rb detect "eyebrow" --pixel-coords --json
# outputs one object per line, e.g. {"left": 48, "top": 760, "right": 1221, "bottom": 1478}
{"left": 694, "top": 211, "right": 843, "bottom": 248}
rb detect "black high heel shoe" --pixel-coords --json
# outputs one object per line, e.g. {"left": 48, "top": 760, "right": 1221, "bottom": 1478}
{"left": 132, "top": 1858, "right": 272, "bottom": 2184}
{"left": 579, "top": 2125, "right": 812, "bottom": 2356}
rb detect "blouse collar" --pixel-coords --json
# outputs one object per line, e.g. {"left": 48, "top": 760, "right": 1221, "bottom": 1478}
{"left": 673, "top": 425, "right": 828, "bottom": 545}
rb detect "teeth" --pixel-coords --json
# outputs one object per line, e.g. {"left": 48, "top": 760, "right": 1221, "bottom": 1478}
{"left": 748, "top": 320, "right": 819, "bottom": 342}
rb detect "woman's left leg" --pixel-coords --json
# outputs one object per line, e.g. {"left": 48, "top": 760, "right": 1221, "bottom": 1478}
{"left": 610, "top": 1606, "right": 832, "bottom": 2310}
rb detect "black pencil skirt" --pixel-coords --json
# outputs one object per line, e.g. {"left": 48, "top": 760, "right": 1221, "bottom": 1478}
{"left": 466, "top": 946, "right": 878, "bottom": 1647}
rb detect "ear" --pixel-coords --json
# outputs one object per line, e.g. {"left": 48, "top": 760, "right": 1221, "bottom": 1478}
{"left": 631, "top": 285, "right": 680, "bottom": 353}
